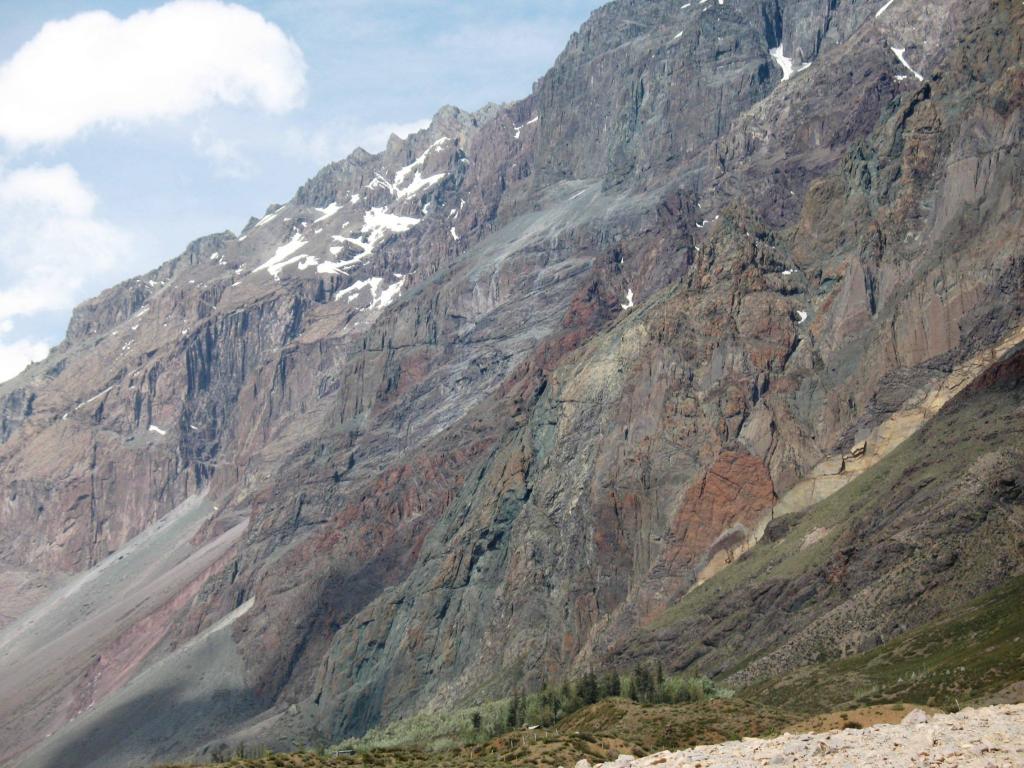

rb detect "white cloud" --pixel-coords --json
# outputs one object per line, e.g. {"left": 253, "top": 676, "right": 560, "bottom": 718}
{"left": 191, "top": 126, "right": 256, "bottom": 179}
{"left": 0, "top": 163, "right": 95, "bottom": 215}
{"left": 0, "top": 338, "right": 51, "bottom": 384}
{"left": 0, "top": 0, "right": 307, "bottom": 147}
{"left": 0, "top": 164, "right": 134, "bottom": 322}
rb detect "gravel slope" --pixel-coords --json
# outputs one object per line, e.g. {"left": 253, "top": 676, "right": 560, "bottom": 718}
{"left": 586, "top": 705, "right": 1024, "bottom": 767}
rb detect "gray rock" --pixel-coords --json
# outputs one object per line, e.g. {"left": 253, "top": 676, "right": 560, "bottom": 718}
{"left": 902, "top": 709, "right": 931, "bottom": 726}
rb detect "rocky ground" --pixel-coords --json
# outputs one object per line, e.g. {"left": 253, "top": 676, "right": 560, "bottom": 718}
{"left": 586, "top": 705, "right": 1024, "bottom": 767}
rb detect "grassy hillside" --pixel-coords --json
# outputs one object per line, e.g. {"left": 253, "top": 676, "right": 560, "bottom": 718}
{"left": 744, "top": 575, "right": 1024, "bottom": 714}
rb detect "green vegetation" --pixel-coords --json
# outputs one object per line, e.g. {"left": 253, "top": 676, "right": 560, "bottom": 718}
{"left": 160, "top": 577, "right": 1024, "bottom": 768}
{"left": 156, "top": 697, "right": 790, "bottom": 768}
{"left": 339, "top": 663, "right": 725, "bottom": 753}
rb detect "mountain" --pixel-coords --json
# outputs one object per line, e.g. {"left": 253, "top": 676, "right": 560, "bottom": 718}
{"left": 1, "top": 0, "right": 1021, "bottom": 766}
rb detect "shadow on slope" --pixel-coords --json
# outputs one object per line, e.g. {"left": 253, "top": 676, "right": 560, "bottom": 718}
{"left": 29, "top": 683, "right": 258, "bottom": 768}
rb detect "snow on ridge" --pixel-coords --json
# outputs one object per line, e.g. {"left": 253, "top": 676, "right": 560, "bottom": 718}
{"left": 314, "top": 202, "right": 342, "bottom": 223}
{"left": 397, "top": 170, "right": 447, "bottom": 200}
{"left": 253, "top": 232, "right": 309, "bottom": 278}
{"left": 394, "top": 137, "right": 450, "bottom": 186}
{"left": 253, "top": 210, "right": 280, "bottom": 229}
{"left": 386, "top": 137, "right": 451, "bottom": 199}
{"left": 891, "top": 47, "right": 924, "bottom": 81}
{"left": 250, "top": 139, "right": 444, "bottom": 280}
{"left": 321, "top": 207, "right": 422, "bottom": 273}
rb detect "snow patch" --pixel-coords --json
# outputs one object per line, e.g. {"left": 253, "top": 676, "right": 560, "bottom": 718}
{"left": 622, "top": 288, "right": 635, "bottom": 311}
{"left": 333, "top": 274, "right": 406, "bottom": 311}
{"left": 397, "top": 170, "right": 446, "bottom": 200}
{"left": 330, "top": 207, "right": 421, "bottom": 262}
{"left": 148, "top": 425, "right": 167, "bottom": 436}
{"left": 796, "top": 310, "right": 809, "bottom": 324}
{"left": 314, "top": 261, "right": 343, "bottom": 275}
{"left": 513, "top": 117, "right": 540, "bottom": 140}
{"left": 875, "top": 0, "right": 897, "bottom": 17}
{"left": 314, "top": 202, "right": 342, "bottom": 223}
{"left": 890, "top": 47, "right": 924, "bottom": 81}
{"left": 253, "top": 232, "right": 309, "bottom": 278}
{"left": 254, "top": 210, "right": 280, "bottom": 229}
{"left": 392, "top": 137, "right": 450, "bottom": 199}
{"left": 770, "top": 46, "right": 810, "bottom": 81}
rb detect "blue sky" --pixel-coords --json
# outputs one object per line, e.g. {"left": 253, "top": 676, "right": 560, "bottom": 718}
{"left": 0, "top": 0, "right": 602, "bottom": 381}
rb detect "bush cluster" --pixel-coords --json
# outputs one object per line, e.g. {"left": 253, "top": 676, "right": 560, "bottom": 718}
{"left": 496, "top": 662, "right": 720, "bottom": 733}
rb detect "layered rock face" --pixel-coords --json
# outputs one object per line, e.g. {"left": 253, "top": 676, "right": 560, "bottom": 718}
{"left": 1, "top": 0, "right": 1022, "bottom": 765}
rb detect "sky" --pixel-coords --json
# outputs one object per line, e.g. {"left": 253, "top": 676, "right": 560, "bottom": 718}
{"left": 0, "top": 0, "right": 602, "bottom": 383}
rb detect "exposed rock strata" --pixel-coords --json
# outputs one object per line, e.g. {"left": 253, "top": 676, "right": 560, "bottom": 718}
{"left": 0, "top": 0, "right": 1022, "bottom": 765}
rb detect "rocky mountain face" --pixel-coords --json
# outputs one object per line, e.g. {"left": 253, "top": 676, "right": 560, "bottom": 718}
{"left": 1, "top": 0, "right": 1022, "bottom": 766}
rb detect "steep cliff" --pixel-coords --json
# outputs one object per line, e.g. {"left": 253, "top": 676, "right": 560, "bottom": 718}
{"left": 1, "top": 0, "right": 1021, "bottom": 766}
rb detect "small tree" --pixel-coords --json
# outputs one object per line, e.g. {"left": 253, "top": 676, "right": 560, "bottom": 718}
{"left": 507, "top": 692, "right": 521, "bottom": 729}
{"left": 634, "top": 663, "right": 654, "bottom": 704}
{"left": 579, "top": 669, "right": 599, "bottom": 705}
{"left": 472, "top": 711, "right": 482, "bottom": 731}
{"left": 602, "top": 670, "right": 621, "bottom": 698}
{"left": 561, "top": 680, "right": 575, "bottom": 714}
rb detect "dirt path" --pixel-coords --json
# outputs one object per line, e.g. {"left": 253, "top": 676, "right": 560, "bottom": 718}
{"left": 585, "top": 704, "right": 1024, "bottom": 767}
